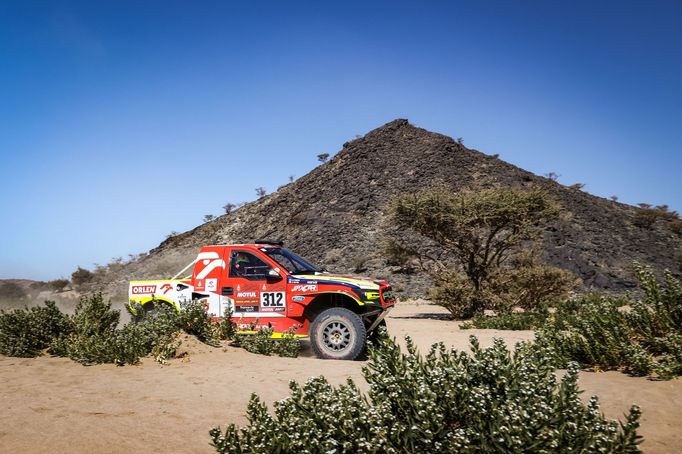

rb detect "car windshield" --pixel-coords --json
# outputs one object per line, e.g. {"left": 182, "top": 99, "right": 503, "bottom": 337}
{"left": 263, "top": 248, "right": 320, "bottom": 274}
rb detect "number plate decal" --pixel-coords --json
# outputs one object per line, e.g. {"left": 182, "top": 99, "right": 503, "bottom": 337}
{"left": 260, "top": 292, "right": 286, "bottom": 312}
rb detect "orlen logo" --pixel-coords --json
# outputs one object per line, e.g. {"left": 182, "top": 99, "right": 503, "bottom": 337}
{"left": 132, "top": 285, "right": 157, "bottom": 295}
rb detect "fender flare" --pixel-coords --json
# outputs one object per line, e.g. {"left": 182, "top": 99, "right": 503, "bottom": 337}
{"left": 294, "top": 290, "right": 365, "bottom": 319}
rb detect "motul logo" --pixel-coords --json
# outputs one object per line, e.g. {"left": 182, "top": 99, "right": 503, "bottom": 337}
{"left": 237, "top": 291, "right": 257, "bottom": 298}
{"left": 132, "top": 285, "right": 157, "bottom": 294}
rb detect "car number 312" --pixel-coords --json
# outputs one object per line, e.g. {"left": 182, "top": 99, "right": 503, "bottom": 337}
{"left": 261, "top": 292, "right": 285, "bottom": 308}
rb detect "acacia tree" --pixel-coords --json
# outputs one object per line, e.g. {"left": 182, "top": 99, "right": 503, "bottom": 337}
{"left": 389, "top": 187, "right": 573, "bottom": 317}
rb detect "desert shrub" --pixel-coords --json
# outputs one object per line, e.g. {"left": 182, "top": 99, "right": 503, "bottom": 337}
{"left": 485, "top": 253, "right": 580, "bottom": 313}
{"left": 430, "top": 255, "right": 578, "bottom": 318}
{"left": 537, "top": 264, "right": 682, "bottom": 378}
{"left": 213, "top": 308, "right": 236, "bottom": 340}
{"left": 634, "top": 204, "right": 679, "bottom": 229}
{"left": 0, "top": 301, "right": 73, "bottom": 357}
{"left": 461, "top": 308, "right": 550, "bottom": 330}
{"left": 51, "top": 294, "right": 184, "bottom": 365}
{"left": 51, "top": 293, "right": 137, "bottom": 365}
{"left": 47, "top": 279, "right": 70, "bottom": 292}
{"left": 1, "top": 294, "right": 225, "bottom": 365}
{"left": 0, "top": 281, "right": 27, "bottom": 300}
{"left": 381, "top": 238, "right": 418, "bottom": 271}
{"left": 177, "top": 300, "right": 220, "bottom": 346}
{"left": 352, "top": 256, "right": 369, "bottom": 273}
{"left": 71, "top": 266, "right": 94, "bottom": 288}
{"left": 429, "top": 272, "right": 480, "bottom": 318}
{"left": 210, "top": 335, "right": 642, "bottom": 453}
{"left": 235, "top": 328, "right": 275, "bottom": 356}
{"left": 275, "top": 328, "right": 301, "bottom": 358}
{"left": 71, "top": 292, "right": 120, "bottom": 335}
{"left": 671, "top": 219, "right": 682, "bottom": 235}
{"left": 233, "top": 326, "right": 301, "bottom": 358}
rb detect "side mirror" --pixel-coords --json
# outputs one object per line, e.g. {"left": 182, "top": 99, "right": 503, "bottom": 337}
{"left": 267, "top": 269, "right": 282, "bottom": 281}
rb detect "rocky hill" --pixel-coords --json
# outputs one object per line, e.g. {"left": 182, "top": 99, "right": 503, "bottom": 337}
{"left": 97, "top": 119, "right": 681, "bottom": 301}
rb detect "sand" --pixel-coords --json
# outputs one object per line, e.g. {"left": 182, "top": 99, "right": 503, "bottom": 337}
{"left": 1, "top": 302, "right": 680, "bottom": 453}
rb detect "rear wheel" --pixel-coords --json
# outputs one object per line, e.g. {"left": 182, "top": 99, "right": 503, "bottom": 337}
{"left": 132, "top": 300, "right": 171, "bottom": 322}
{"left": 310, "top": 307, "right": 366, "bottom": 360}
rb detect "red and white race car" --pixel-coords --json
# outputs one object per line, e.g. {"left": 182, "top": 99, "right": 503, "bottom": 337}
{"left": 128, "top": 241, "right": 396, "bottom": 360}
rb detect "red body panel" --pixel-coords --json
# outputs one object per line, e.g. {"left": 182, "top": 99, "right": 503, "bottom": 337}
{"left": 133, "top": 244, "right": 396, "bottom": 337}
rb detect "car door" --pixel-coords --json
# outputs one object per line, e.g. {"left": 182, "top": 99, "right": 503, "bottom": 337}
{"left": 222, "top": 249, "right": 287, "bottom": 321}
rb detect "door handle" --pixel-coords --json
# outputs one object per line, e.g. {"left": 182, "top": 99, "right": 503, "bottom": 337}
{"left": 221, "top": 286, "right": 234, "bottom": 296}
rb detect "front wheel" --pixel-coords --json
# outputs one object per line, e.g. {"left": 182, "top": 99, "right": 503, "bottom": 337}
{"left": 310, "top": 307, "right": 366, "bottom": 360}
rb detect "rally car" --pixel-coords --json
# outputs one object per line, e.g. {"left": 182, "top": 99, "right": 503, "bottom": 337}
{"left": 128, "top": 241, "right": 396, "bottom": 360}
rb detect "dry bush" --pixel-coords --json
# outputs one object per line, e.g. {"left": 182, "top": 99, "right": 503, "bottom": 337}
{"left": 0, "top": 281, "right": 27, "bottom": 301}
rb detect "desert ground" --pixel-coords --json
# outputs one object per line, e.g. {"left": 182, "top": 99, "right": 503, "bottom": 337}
{"left": 1, "top": 302, "right": 681, "bottom": 454}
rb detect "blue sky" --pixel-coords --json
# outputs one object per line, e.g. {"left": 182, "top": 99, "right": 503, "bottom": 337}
{"left": 1, "top": 1, "right": 680, "bottom": 280}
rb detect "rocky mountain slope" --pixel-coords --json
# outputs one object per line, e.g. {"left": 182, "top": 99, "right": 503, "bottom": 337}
{"left": 97, "top": 119, "right": 681, "bottom": 300}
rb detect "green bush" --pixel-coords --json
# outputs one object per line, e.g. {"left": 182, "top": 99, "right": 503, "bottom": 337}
{"left": 51, "top": 293, "right": 181, "bottom": 365}
{"left": 429, "top": 272, "right": 481, "bottom": 319}
{"left": 537, "top": 264, "right": 682, "bottom": 378}
{"left": 485, "top": 253, "right": 580, "bottom": 313}
{"left": 235, "top": 328, "right": 275, "bottom": 355}
{"left": 177, "top": 300, "right": 220, "bottom": 346}
{"left": 0, "top": 301, "right": 72, "bottom": 357}
{"left": 461, "top": 308, "right": 550, "bottom": 330}
{"left": 432, "top": 257, "right": 578, "bottom": 319}
{"left": 210, "top": 335, "right": 642, "bottom": 453}
{"left": 0, "top": 294, "right": 231, "bottom": 365}
{"left": 213, "top": 307, "right": 236, "bottom": 340}
{"left": 232, "top": 326, "right": 301, "bottom": 358}
{"left": 274, "top": 328, "right": 301, "bottom": 358}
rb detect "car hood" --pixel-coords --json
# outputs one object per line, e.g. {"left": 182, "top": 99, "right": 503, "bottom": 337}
{"left": 288, "top": 272, "right": 385, "bottom": 290}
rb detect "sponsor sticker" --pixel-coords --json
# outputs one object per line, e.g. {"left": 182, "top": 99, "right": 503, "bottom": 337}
{"left": 291, "top": 284, "right": 317, "bottom": 292}
{"left": 236, "top": 291, "right": 258, "bottom": 299}
{"left": 260, "top": 291, "right": 286, "bottom": 312}
{"left": 234, "top": 304, "right": 259, "bottom": 313}
{"left": 292, "top": 295, "right": 305, "bottom": 302}
{"left": 236, "top": 323, "right": 270, "bottom": 331}
{"left": 206, "top": 278, "right": 217, "bottom": 292}
{"left": 132, "top": 285, "right": 156, "bottom": 294}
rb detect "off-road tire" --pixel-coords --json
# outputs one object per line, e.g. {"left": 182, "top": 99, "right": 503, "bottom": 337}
{"left": 132, "top": 300, "right": 169, "bottom": 322}
{"left": 310, "top": 307, "right": 366, "bottom": 360}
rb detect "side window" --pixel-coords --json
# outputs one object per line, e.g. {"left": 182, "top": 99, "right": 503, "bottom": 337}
{"left": 229, "top": 251, "right": 271, "bottom": 280}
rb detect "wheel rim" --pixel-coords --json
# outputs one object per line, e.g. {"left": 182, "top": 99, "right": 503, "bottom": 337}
{"left": 321, "top": 320, "right": 352, "bottom": 352}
